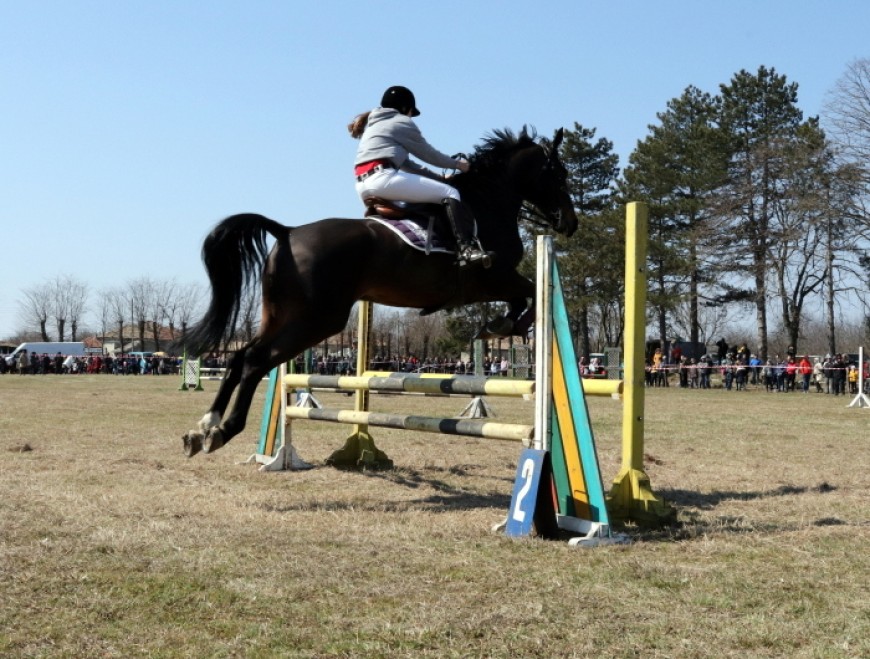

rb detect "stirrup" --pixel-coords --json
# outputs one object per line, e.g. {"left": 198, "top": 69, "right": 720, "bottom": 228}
{"left": 457, "top": 244, "right": 493, "bottom": 269}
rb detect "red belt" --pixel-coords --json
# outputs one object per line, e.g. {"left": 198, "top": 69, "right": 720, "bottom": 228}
{"left": 354, "top": 159, "right": 393, "bottom": 177}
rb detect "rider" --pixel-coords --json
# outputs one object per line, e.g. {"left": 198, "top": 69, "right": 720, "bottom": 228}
{"left": 348, "top": 85, "right": 491, "bottom": 267}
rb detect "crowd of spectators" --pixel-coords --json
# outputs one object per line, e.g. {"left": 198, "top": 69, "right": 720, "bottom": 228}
{"left": 642, "top": 342, "right": 869, "bottom": 396}
{"left": 1, "top": 352, "right": 181, "bottom": 376}
{"left": 294, "top": 353, "right": 516, "bottom": 377}
{"left": 5, "top": 343, "right": 867, "bottom": 397}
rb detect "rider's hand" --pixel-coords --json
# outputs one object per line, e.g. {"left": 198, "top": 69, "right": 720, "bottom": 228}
{"left": 455, "top": 158, "right": 470, "bottom": 173}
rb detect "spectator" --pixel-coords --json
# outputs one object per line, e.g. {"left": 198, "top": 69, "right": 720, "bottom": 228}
{"left": 847, "top": 365, "right": 858, "bottom": 394}
{"left": 775, "top": 358, "right": 787, "bottom": 392}
{"left": 763, "top": 360, "right": 776, "bottom": 392}
{"left": 687, "top": 358, "right": 699, "bottom": 388}
{"left": 785, "top": 357, "right": 797, "bottom": 392}
{"left": 799, "top": 355, "right": 813, "bottom": 393}
{"left": 678, "top": 356, "right": 689, "bottom": 388}
{"left": 749, "top": 353, "right": 762, "bottom": 384}
{"left": 832, "top": 354, "right": 847, "bottom": 395}
{"left": 823, "top": 355, "right": 834, "bottom": 393}
{"left": 812, "top": 357, "right": 825, "bottom": 393}
{"left": 735, "top": 357, "right": 747, "bottom": 391}
{"left": 670, "top": 341, "right": 682, "bottom": 369}
{"left": 716, "top": 338, "right": 728, "bottom": 362}
{"left": 722, "top": 355, "right": 734, "bottom": 391}
{"left": 698, "top": 356, "right": 711, "bottom": 389}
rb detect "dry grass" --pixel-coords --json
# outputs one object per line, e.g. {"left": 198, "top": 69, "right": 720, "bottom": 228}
{"left": 1, "top": 375, "right": 868, "bottom": 658}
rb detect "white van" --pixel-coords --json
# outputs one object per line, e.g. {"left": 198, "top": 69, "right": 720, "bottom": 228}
{"left": 4, "top": 341, "right": 89, "bottom": 365}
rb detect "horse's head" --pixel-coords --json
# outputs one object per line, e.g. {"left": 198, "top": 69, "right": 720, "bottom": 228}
{"left": 520, "top": 128, "right": 578, "bottom": 237}
{"left": 460, "top": 128, "right": 577, "bottom": 242}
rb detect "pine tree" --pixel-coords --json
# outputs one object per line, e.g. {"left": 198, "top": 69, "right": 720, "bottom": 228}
{"left": 622, "top": 85, "right": 729, "bottom": 349}
{"left": 714, "top": 66, "right": 805, "bottom": 360}
{"left": 554, "top": 122, "right": 621, "bottom": 358}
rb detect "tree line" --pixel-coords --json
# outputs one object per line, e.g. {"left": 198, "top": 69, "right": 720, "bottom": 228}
{"left": 549, "top": 63, "right": 870, "bottom": 360}
{"left": 12, "top": 64, "right": 870, "bottom": 361}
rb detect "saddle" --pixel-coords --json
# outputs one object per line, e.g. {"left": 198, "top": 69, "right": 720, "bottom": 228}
{"left": 363, "top": 197, "right": 443, "bottom": 224}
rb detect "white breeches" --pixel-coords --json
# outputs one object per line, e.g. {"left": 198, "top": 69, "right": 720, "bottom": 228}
{"left": 356, "top": 169, "right": 461, "bottom": 204}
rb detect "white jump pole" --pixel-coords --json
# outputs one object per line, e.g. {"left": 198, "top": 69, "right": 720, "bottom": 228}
{"left": 847, "top": 346, "right": 869, "bottom": 408}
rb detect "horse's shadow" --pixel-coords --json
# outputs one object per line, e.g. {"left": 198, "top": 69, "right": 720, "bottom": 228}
{"left": 256, "top": 463, "right": 514, "bottom": 515}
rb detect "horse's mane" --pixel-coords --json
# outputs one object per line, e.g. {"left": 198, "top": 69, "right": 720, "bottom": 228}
{"left": 469, "top": 126, "right": 540, "bottom": 170}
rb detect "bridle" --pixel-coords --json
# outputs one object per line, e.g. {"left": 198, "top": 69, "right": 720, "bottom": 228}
{"left": 518, "top": 142, "right": 569, "bottom": 231}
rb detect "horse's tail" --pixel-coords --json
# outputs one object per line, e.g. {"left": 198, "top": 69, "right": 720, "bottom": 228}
{"left": 183, "top": 213, "right": 288, "bottom": 355}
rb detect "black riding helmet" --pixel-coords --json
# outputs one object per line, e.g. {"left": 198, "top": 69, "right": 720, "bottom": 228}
{"left": 381, "top": 85, "right": 420, "bottom": 117}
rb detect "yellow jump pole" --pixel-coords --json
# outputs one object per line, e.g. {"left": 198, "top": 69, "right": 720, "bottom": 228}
{"left": 325, "top": 300, "right": 393, "bottom": 468}
{"left": 608, "top": 202, "right": 675, "bottom": 526}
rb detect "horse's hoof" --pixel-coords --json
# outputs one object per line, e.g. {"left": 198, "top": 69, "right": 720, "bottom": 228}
{"left": 183, "top": 431, "right": 203, "bottom": 458}
{"left": 202, "top": 428, "right": 225, "bottom": 454}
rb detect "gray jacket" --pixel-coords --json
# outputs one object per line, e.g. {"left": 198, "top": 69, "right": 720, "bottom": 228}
{"left": 355, "top": 107, "right": 462, "bottom": 178}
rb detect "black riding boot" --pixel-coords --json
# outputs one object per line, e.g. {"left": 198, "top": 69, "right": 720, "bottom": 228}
{"left": 442, "top": 198, "right": 493, "bottom": 268}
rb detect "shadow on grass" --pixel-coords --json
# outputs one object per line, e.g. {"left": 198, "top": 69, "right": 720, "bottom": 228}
{"left": 658, "top": 481, "right": 836, "bottom": 510}
{"left": 623, "top": 482, "right": 844, "bottom": 541}
{"left": 256, "top": 464, "right": 514, "bottom": 514}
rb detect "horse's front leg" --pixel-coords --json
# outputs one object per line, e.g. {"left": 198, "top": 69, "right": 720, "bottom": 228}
{"left": 477, "top": 271, "right": 535, "bottom": 338}
{"left": 479, "top": 297, "right": 530, "bottom": 338}
{"left": 511, "top": 300, "right": 536, "bottom": 336}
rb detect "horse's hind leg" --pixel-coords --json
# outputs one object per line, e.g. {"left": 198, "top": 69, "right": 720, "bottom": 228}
{"left": 198, "top": 304, "right": 355, "bottom": 455}
{"left": 200, "top": 344, "right": 286, "bottom": 454}
{"left": 202, "top": 358, "right": 270, "bottom": 453}
{"left": 183, "top": 347, "right": 247, "bottom": 457}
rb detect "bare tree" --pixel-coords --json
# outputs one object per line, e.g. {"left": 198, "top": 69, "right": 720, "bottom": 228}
{"left": 148, "top": 279, "right": 177, "bottom": 353}
{"left": 96, "top": 288, "right": 114, "bottom": 349}
{"left": 50, "top": 274, "right": 89, "bottom": 342}
{"left": 105, "top": 288, "right": 128, "bottom": 353}
{"left": 236, "top": 287, "right": 262, "bottom": 345}
{"left": 171, "top": 282, "right": 203, "bottom": 344}
{"left": 50, "top": 276, "right": 67, "bottom": 341}
{"left": 406, "top": 309, "right": 444, "bottom": 361}
{"left": 19, "top": 282, "right": 53, "bottom": 340}
{"left": 128, "top": 277, "right": 153, "bottom": 351}
{"left": 825, "top": 58, "right": 870, "bottom": 176}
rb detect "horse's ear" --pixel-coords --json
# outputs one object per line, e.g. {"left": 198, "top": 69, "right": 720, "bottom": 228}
{"left": 552, "top": 128, "right": 564, "bottom": 151}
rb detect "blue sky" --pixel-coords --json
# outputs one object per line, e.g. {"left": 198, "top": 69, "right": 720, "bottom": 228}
{"left": 2, "top": 1, "right": 868, "bottom": 340}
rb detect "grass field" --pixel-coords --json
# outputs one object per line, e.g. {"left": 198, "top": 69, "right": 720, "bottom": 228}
{"left": 1, "top": 374, "right": 868, "bottom": 658}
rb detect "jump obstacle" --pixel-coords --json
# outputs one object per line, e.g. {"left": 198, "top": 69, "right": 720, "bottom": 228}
{"left": 250, "top": 202, "right": 675, "bottom": 534}
{"left": 178, "top": 351, "right": 203, "bottom": 391}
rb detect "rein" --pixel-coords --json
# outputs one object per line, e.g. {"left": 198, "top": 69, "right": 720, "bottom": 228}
{"left": 519, "top": 201, "right": 561, "bottom": 229}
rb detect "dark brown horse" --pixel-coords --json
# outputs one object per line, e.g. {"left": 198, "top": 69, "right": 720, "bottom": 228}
{"left": 182, "top": 127, "right": 577, "bottom": 457}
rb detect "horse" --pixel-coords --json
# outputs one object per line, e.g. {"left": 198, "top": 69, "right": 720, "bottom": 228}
{"left": 182, "top": 127, "right": 578, "bottom": 458}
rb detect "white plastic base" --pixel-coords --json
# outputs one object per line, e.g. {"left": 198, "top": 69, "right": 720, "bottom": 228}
{"left": 246, "top": 444, "right": 314, "bottom": 471}
{"left": 847, "top": 392, "right": 870, "bottom": 408}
